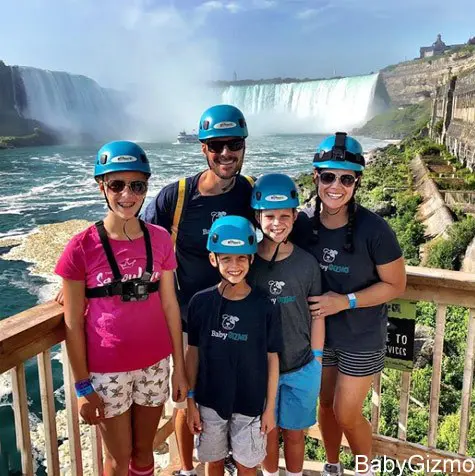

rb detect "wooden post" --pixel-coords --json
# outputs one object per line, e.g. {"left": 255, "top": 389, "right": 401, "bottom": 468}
{"left": 371, "top": 372, "right": 382, "bottom": 433}
{"left": 398, "top": 372, "right": 411, "bottom": 441}
{"left": 459, "top": 308, "right": 475, "bottom": 454}
{"left": 10, "top": 363, "right": 33, "bottom": 476}
{"left": 37, "top": 350, "right": 61, "bottom": 475}
{"left": 428, "top": 304, "right": 447, "bottom": 447}
{"left": 62, "top": 342, "right": 84, "bottom": 476}
{"left": 90, "top": 426, "right": 104, "bottom": 475}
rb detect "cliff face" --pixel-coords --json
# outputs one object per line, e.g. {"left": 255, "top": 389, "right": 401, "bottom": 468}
{"left": 382, "top": 48, "right": 475, "bottom": 106}
{"left": 0, "top": 60, "right": 43, "bottom": 137}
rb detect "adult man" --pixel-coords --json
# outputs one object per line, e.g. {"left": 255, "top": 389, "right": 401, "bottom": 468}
{"left": 142, "top": 104, "right": 254, "bottom": 476}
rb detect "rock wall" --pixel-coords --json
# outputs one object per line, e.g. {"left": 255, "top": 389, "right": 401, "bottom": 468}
{"left": 409, "top": 155, "right": 454, "bottom": 238}
{"left": 0, "top": 60, "right": 42, "bottom": 136}
{"left": 431, "top": 69, "right": 475, "bottom": 169}
{"left": 382, "top": 49, "right": 475, "bottom": 106}
{"left": 462, "top": 236, "right": 475, "bottom": 272}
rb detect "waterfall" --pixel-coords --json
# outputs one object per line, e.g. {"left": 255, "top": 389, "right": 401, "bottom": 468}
{"left": 15, "top": 66, "right": 126, "bottom": 139}
{"left": 220, "top": 73, "right": 390, "bottom": 134}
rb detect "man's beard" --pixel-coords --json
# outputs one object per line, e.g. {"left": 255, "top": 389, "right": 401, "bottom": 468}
{"left": 207, "top": 155, "right": 243, "bottom": 180}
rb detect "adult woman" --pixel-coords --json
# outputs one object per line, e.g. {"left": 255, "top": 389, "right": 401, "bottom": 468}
{"left": 302, "top": 133, "right": 406, "bottom": 476}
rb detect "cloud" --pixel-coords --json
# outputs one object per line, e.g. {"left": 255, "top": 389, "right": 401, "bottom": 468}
{"left": 296, "top": 3, "right": 333, "bottom": 20}
{"left": 198, "top": 1, "right": 242, "bottom": 13}
{"left": 0, "top": 0, "right": 225, "bottom": 141}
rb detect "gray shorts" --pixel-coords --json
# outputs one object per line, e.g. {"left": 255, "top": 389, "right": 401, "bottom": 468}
{"left": 196, "top": 405, "right": 266, "bottom": 468}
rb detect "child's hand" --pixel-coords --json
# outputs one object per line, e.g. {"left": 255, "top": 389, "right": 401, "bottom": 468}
{"left": 78, "top": 392, "right": 105, "bottom": 425}
{"left": 187, "top": 402, "right": 202, "bottom": 435}
{"left": 260, "top": 407, "right": 275, "bottom": 435}
{"left": 171, "top": 370, "right": 189, "bottom": 402}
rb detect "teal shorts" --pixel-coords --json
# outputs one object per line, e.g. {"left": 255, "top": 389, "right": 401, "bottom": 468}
{"left": 276, "top": 358, "right": 322, "bottom": 430}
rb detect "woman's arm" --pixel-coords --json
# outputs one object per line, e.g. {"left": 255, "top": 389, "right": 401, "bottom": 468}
{"left": 309, "top": 257, "right": 407, "bottom": 318}
{"left": 160, "top": 270, "right": 188, "bottom": 401}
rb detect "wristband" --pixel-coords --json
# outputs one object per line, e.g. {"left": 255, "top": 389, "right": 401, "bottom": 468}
{"left": 312, "top": 349, "right": 323, "bottom": 358}
{"left": 187, "top": 390, "right": 195, "bottom": 398}
{"left": 347, "top": 293, "right": 357, "bottom": 309}
{"left": 75, "top": 378, "right": 94, "bottom": 398}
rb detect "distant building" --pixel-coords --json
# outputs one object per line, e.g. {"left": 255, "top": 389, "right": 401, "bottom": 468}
{"left": 419, "top": 34, "right": 466, "bottom": 59}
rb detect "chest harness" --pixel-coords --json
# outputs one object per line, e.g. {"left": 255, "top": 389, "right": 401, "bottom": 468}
{"left": 85, "top": 220, "right": 159, "bottom": 302}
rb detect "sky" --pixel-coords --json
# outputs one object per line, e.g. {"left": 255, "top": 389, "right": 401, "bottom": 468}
{"left": 1, "top": 0, "right": 474, "bottom": 87}
{"left": 0, "top": 0, "right": 474, "bottom": 139}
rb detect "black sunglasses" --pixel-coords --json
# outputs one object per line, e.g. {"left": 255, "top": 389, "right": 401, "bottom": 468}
{"left": 104, "top": 180, "right": 148, "bottom": 195}
{"left": 206, "top": 138, "right": 245, "bottom": 154}
{"left": 318, "top": 172, "right": 357, "bottom": 187}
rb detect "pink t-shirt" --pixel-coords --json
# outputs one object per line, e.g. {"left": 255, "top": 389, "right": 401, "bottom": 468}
{"left": 55, "top": 223, "right": 176, "bottom": 373}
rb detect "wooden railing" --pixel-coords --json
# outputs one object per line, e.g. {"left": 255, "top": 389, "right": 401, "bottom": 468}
{"left": 1, "top": 266, "right": 475, "bottom": 475}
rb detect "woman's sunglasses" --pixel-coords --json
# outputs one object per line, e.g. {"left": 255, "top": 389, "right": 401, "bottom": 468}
{"left": 206, "top": 138, "right": 245, "bottom": 154}
{"left": 104, "top": 180, "right": 148, "bottom": 195}
{"left": 318, "top": 172, "right": 357, "bottom": 187}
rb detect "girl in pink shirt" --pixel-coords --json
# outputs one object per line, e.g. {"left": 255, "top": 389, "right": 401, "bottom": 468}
{"left": 55, "top": 141, "right": 188, "bottom": 476}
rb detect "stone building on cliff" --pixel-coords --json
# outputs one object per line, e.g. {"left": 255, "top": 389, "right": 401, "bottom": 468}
{"left": 420, "top": 34, "right": 465, "bottom": 59}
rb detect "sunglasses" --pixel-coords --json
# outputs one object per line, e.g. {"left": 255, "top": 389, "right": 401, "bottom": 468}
{"left": 318, "top": 172, "right": 357, "bottom": 187}
{"left": 104, "top": 180, "right": 148, "bottom": 195}
{"left": 206, "top": 138, "right": 245, "bottom": 154}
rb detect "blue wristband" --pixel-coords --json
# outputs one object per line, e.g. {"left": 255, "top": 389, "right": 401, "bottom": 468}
{"left": 312, "top": 349, "right": 323, "bottom": 358}
{"left": 187, "top": 390, "right": 195, "bottom": 398}
{"left": 75, "top": 379, "right": 94, "bottom": 398}
{"left": 347, "top": 293, "right": 357, "bottom": 309}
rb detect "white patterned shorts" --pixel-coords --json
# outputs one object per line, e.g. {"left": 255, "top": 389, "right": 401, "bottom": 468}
{"left": 90, "top": 356, "right": 170, "bottom": 418}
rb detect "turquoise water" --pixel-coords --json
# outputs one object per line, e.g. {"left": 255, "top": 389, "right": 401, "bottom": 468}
{"left": 0, "top": 134, "right": 387, "bottom": 474}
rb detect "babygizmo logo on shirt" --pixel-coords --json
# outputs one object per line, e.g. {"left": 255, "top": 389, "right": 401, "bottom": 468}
{"left": 355, "top": 454, "right": 475, "bottom": 475}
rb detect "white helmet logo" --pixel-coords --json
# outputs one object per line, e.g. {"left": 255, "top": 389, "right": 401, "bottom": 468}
{"left": 221, "top": 239, "right": 245, "bottom": 246}
{"left": 110, "top": 155, "right": 138, "bottom": 163}
{"left": 214, "top": 121, "right": 237, "bottom": 129}
{"left": 265, "top": 194, "right": 288, "bottom": 202}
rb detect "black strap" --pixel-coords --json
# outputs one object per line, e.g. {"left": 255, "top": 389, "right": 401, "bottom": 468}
{"left": 96, "top": 220, "right": 122, "bottom": 280}
{"left": 334, "top": 131, "right": 347, "bottom": 150}
{"left": 86, "top": 280, "right": 159, "bottom": 298}
{"left": 87, "top": 219, "right": 156, "bottom": 298}
{"left": 139, "top": 220, "right": 153, "bottom": 277}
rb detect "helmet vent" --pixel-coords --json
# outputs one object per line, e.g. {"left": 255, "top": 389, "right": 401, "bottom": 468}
{"left": 212, "top": 233, "right": 219, "bottom": 243}
{"left": 248, "top": 236, "right": 255, "bottom": 245}
{"left": 256, "top": 191, "right": 262, "bottom": 200}
{"left": 203, "top": 120, "right": 210, "bottom": 130}
{"left": 239, "top": 119, "right": 246, "bottom": 128}
{"left": 291, "top": 190, "right": 297, "bottom": 198}
{"left": 100, "top": 153, "right": 108, "bottom": 164}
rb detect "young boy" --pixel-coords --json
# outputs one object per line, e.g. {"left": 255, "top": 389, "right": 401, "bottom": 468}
{"left": 247, "top": 173, "right": 324, "bottom": 476}
{"left": 185, "top": 215, "right": 283, "bottom": 476}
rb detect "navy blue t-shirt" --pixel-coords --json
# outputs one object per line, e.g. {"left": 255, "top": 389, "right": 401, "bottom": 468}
{"left": 187, "top": 286, "right": 283, "bottom": 420}
{"left": 141, "top": 173, "right": 254, "bottom": 307}
{"left": 298, "top": 205, "right": 403, "bottom": 351}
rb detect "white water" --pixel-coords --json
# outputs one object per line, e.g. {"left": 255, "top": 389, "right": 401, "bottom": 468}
{"left": 17, "top": 66, "right": 126, "bottom": 139}
{"left": 220, "top": 73, "right": 388, "bottom": 134}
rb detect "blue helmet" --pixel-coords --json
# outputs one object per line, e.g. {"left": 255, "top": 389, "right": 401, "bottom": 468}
{"left": 207, "top": 216, "right": 257, "bottom": 255}
{"left": 313, "top": 132, "right": 365, "bottom": 172}
{"left": 94, "top": 141, "right": 151, "bottom": 180}
{"left": 251, "top": 173, "right": 299, "bottom": 210}
{"left": 198, "top": 104, "right": 248, "bottom": 141}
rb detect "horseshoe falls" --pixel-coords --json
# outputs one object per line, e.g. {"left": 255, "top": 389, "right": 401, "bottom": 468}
{"left": 219, "top": 73, "right": 390, "bottom": 134}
